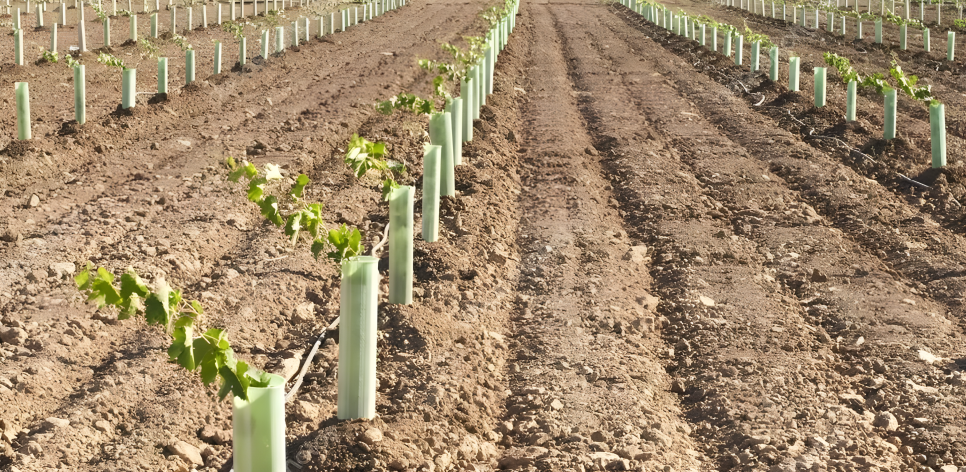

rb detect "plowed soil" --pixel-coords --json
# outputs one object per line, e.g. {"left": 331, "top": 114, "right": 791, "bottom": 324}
{"left": 4, "top": 0, "right": 966, "bottom": 471}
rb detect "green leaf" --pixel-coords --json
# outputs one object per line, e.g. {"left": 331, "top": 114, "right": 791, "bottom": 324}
{"left": 120, "top": 269, "right": 150, "bottom": 299}
{"left": 193, "top": 336, "right": 218, "bottom": 384}
{"left": 75, "top": 262, "right": 94, "bottom": 290}
{"left": 326, "top": 224, "right": 364, "bottom": 264}
{"left": 169, "top": 324, "right": 196, "bottom": 371}
{"left": 218, "top": 360, "right": 253, "bottom": 401}
{"left": 257, "top": 195, "right": 284, "bottom": 226}
{"left": 118, "top": 294, "right": 142, "bottom": 320}
{"left": 304, "top": 203, "right": 324, "bottom": 238}
{"left": 290, "top": 174, "right": 310, "bottom": 199}
{"left": 247, "top": 177, "right": 268, "bottom": 202}
{"left": 189, "top": 300, "right": 204, "bottom": 316}
{"left": 247, "top": 369, "right": 283, "bottom": 388}
{"left": 381, "top": 178, "right": 401, "bottom": 202}
{"left": 89, "top": 267, "right": 122, "bottom": 308}
{"left": 225, "top": 156, "right": 237, "bottom": 170}
{"left": 264, "top": 163, "right": 283, "bottom": 181}
{"left": 145, "top": 279, "right": 172, "bottom": 327}
{"left": 284, "top": 211, "right": 304, "bottom": 244}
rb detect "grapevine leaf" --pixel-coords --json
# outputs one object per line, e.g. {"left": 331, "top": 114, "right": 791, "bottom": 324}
{"left": 75, "top": 262, "right": 94, "bottom": 290}
{"left": 247, "top": 369, "right": 284, "bottom": 388}
{"left": 257, "top": 195, "right": 284, "bottom": 226}
{"left": 190, "top": 300, "right": 204, "bottom": 316}
{"left": 169, "top": 324, "right": 196, "bottom": 371}
{"left": 145, "top": 279, "right": 172, "bottom": 327}
{"left": 120, "top": 269, "right": 150, "bottom": 299}
{"left": 284, "top": 211, "right": 304, "bottom": 244}
{"left": 218, "top": 365, "right": 243, "bottom": 400}
{"left": 290, "top": 174, "right": 310, "bottom": 199}
{"left": 174, "top": 315, "right": 195, "bottom": 328}
{"left": 90, "top": 267, "right": 122, "bottom": 308}
{"left": 225, "top": 156, "right": 237, "bottom": 170}
{"left": 264, "top": 163, "right": 283, "bottom": 181}
{"left": 247, "top": 177, "right": 268, "bottom": 202}
{"left": 304, "top": 203, "right": 324, "bottom": 238}
{"left": 381, "top": 178, "right": 400, "bottom": 202}
{"left": 326, "top": 224, "right": 364, "bottom": 263}
{"left": 205, "top": 328, "right": 231, "bottom": 350}
{"left": 243, "top": 162, "right": 258, "bottom": 180}
{"left": 193, "top": 336, "right": 217, "bottom": 384}
{"left": 228, "top": 166, "right": 247, "bottom": 182}
{"left": 118, "top": 294, "right": 142, "bottom": 320}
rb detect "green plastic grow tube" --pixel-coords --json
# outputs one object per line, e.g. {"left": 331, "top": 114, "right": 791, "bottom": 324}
{"left": 151, "top": 12, "right": 157, "bottom": 38}
{"left": 900, "top": 23, "right": 907, "bottom": 49}
{"left": 789, "top": 56, "right": 800, "bottom": 91}
{"left": 751, "top": 41, "right": 760, "bottom": 71}
{"left": 14, "top": 29, "right": 22, "bottom": 66}
{"left": 431, "top": 112, "right": 455, "bottom": 197}
{"left": 814, "top": 67, "right": 826, "bottom": 107}
{"left": 461, "top": 77, "right": 473, "bottom": 142}
{"left": 735, "top": 35, "right": 744, "bottom": 65}
{"left": 240, "top": 36, "right": 247, "bottom": 65}
{"left": 185, "top": 49, "right": 195, "bottom": 85}
{"left": 769, "top": 46, "right": 778, "bottom": 81}
{"left": 232, "top": 375, "right": 286, "bottom": 472}
{"left": 261, "top": 29, "right": 269, "bottom": 58}
{"left": 389, "top": 186, "right": 414, "bottom": 305}
{"left": 846, "top": 80, "right": 856, "bottom": 121}
{"left": 930, "top": 102, "right": 946, "bottom": 168}
{"left": 422, "top": 144, "right": 441, "bottom": 242}
{"left": 924, "top": 27, "right": 930, "bottom": 51}
{"left": 158, "top": 57, "right": 167, "bottom": 94}
{"left": 51, "top": 23, "right": 57, "bottom": 53}
{"left": 875, "top": 19, "right": 882, "bottom": 42}
{"left": 884, "top": 87, "right": 897, "bottom": 139}
{"left": 15, "top": 82, "right": 30, "bottom": 140}
{"left": 724, "top": 32, "right": 732, "bottom": 56}
{"left": 949, "top": 31, "right": 955, "bottom": 60}
{"left": 74, "top": 65, "right": 85, "bottom": 125}
{"left": 214, "top": 41, "right": 222, "bottom": 74}
{"left": 122, "top": 68, "right": 136, "bottom": 109}
{"left": 448, "top": 98, "right": 463, "bottom": 165}
{"left": 337, "top": 256, "right": 379, "bottom": 420}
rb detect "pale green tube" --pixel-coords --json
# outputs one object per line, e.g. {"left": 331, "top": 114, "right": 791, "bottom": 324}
{"left": 949, "top": 31, "right": 955, "bottom": 60}
{"left": 187, "top": 6, "right": 192, "bottom": 31}
{"left": 130, "top": 14, "right": 137, "bottom": 41}
{"left": 712, "top": 26, "right": 717, "bottom": 51}
{"left": 449, "top": 98, "right": 463, "bottom": 165}
{"left": 700, "top": 24, "right": 706, "bottom": 46}
{"left": 214, "top": 41, "right": 222, "bottom": 74}
{"left": 151, "top": 12, "right": 157, "bottom": 37}
{"left": 104, "top": 17, "right": 110, "bottom": 47}
{"left": 232, "top": 377, "right": 286, "bottom": 472}
{"left": 158, "top": 57, "right": 167, "bottom": 93}
{"left": 789, "top": 56, "right": 800, "bottom": 91}
{"left": 14, "top": 29, "right": 22, "bottom": 66}
{"left": 430, "top": 112, "right": 455, "bottom": 196}
{"left": 485, "top": 39, "right": 495, "bottom": 95}
{"left": 841, "top": 16, "right": 846, "bottom": 35}
{"left": 769, "top": 46, "right": 778, "bottom": 81}
{"left": 477, "top": 61, "right": 487, "bottom": 108}
{"left": 337, "top": 256, "right": 379, "bottom": 420}
{"left": 925, "top": 27, "right": 930, "bottom": 51}
{"left": 814, "top": 8, "right": 819, "bottom": 27}
{"left": 828, "top": 11, "right": 834, "bottom": 31}
{"left": 275, "top": 26, "right": 283, "bottom": 53}
{"left": 931, "top": 102, "right": 946, "bottom": 168}
{"left": 15, "top": 82, "right": 30, "bottom": 140}
{"left": 884, "top": 87, "right": 897, "bottom": 139}
{"left": 846, "top": 80, "right": 857, "bottom": 121}
{"left": 875, "top": 19, "right": 882, "bottom": 42}
{"left": 185, "top": 49, "right": 195, "bottom": 85}
{"left": 74, "top": 65, "right": 85, "bottom": 124}
{"left": 122, "top": 68, "right": 135, "bottom": 109}
{"left": 51, "top": 23, "right": 57, "bottom": 53}
{"left": 240, "top": 36, "right": 247, "bottom": 65}
{"left": 724, "top": 31, "right": 732, "bottom": 56}
{"left": 900, "top": 23, "right": 907, "bottom": 49}
{"left": 461, "top": 78, "right": 473, "bottom": 141}
{"left": 36, "top": 4, "right": 42, "bottom": 27}
{"left": 422, "top": 144, "right": 441, "bottom": 242}
{"left": 292, "top": 21, "right": 298, "bottom": 47}
{"left": 261, "top": 29, "right": 268, "bottom": 57}
{"left": 304, "top": 17, "right": 309, "bottom": 42}
{"left": 735, "top": 35, "right": 743, "bottom": 65}
{"left": 856, "top": 19, "right": 862, "bottom": 39}
{"left": 814, "top": 67, "right": 826, "bottom": 107}
{"left": 61, "top": 2, "right": 66, "bottom": 25}
{"left": 330, "top": 12, "right": 335, "bottom": 34}
{"left": 389, "top": 186, "right": 414, "bottom": 305}
{"left": 751, "top": 40, "right": 760, "bottom": 71}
